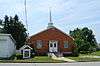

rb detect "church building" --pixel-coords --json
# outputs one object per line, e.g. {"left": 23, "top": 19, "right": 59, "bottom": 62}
{"left": 27, "top": 10, "right": 77, "bottom": 56}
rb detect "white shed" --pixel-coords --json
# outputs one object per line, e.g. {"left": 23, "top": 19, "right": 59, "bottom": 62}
{"left": 0, "top": 34, "right": 16, "bottom": 58}
{"left": 20, "top": 45, "right": 33, "bottom": 59}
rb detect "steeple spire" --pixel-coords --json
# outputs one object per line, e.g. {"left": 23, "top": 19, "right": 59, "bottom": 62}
{"left": 49, "top": 7, "right": 52, "bottom": 23}
{"left": 47, "top": 7, "right": 54, "bottom": 29}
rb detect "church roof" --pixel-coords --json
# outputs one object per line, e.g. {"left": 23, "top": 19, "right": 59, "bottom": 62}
{"left": 28, "top": 26, "right": 74, "bottom": 40}
{"left": 28, "top": 8, "right": 74, "bottom": 41}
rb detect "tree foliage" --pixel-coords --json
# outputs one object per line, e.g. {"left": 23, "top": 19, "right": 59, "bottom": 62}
{"left": 0, "top": 19, "right": 3, "bottom": 33}
{"left": 0, "top": 15, "right": 27, "bottom": 49}
{"left": 70, "top": 27, "right": 97, "bottom": 53}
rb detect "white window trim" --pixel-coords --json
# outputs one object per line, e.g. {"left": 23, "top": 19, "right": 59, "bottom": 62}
{"left": 49, "top": 40, "right": 58, "bottom": 52}
{"left": 23, "top": 49, "right": 30, "bottom": 59}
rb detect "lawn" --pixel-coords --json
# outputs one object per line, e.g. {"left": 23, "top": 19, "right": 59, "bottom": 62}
{"left": 1, "top": 51, "right": 100, "bottom": 63}
{"left": 93, "top": 51, "right": 100, "bottom": 56}
{"left": 67, "top": 51, "right": 100, "bottom": 62}
{"left": 0, "top": 56, "right": 64, "bottom": 63}
{"left": 67, "top": 57, "right": 100, "bottom": 62}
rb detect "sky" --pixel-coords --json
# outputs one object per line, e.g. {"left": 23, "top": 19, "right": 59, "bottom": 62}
{"left": 0, "top": 0, "right": 100, "bottom": 43}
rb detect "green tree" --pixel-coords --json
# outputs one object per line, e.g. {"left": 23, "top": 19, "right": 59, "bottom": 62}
{"left": 3, "top": 15, "right": 27, "bottom": 49}
{"left": 0, "top": 19, "right": 2, "bottom": 24}
{"left": 70, "top": 27, "right": 97, "bottom": 53}
{"left": 0, "top": 19, "right": 3, "bottom": 33}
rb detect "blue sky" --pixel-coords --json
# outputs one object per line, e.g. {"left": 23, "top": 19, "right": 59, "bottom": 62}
{"left": 0, "top": 0, "right": 100, "bottom": 43}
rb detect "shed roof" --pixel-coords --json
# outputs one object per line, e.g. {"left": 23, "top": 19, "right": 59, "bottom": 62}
{"left": 20, "top": 45, "right": 33, "bottom": 50}
{"left": 0, "top": 34, "right": 16, "bottom": 44}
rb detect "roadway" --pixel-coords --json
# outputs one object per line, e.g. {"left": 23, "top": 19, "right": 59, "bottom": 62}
{"left": 0, "top": 62, "right": 100, "bottom": 66}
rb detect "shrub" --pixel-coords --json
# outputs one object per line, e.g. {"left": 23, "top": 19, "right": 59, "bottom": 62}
{"left": 16, "top": 53, "right": 23, "bottom": 60}
{"left": 72, "top": 48, "right": 79, "bottom": 57}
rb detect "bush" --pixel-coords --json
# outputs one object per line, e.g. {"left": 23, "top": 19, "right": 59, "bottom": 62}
{"left": 9, "top": 54, "right": 16, "bottom": 60}
{"left": 72, "top": 48, "right": 79, "bottom": 57}
{"left": 16, "top": 53, "right": 23, "bottom": 60}
{"left": 31, "top": 52, "right": 35, "bottom": 58}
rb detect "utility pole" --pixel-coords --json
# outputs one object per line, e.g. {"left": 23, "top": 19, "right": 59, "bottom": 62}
{"left": 24, "top": 0, "right": 29, "bottom": 44}
{"left": 24, "top": 0, "right": 29, "bottom": 36}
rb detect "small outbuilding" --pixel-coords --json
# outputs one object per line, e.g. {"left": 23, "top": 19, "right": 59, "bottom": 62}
{"left": 20, "top": 45, "right": 33, "bottom": 59}
{"left": 0, "top": 34, "right": 16, "bottom": 59}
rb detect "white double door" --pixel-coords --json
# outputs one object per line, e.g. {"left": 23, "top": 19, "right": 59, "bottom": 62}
{"left": 49, "top": 41, "right": 58, "bottom": 52}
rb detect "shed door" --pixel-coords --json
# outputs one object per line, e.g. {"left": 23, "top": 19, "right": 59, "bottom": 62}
{"left": 49, "top": 41, "right": 58, "bottom": 52}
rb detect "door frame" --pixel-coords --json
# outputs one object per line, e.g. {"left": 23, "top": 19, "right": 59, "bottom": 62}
{"left": 49, "top": 40, "right": 58, "bottom": 52}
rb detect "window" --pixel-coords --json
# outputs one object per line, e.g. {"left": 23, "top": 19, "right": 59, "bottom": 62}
{"left": 50, "top": 43, "right": 53, "bottom": 47}
{"left": 64, "top": 41, "right": 68, "bottom": 48}
{"left": 24, "top": 51, "right": 29, "bottom": 57}
{"left": 54, "top": 43, "right": 56, "bottom": 47}
{"left": 36, "top": 40, "right": 43, "bottom": 49}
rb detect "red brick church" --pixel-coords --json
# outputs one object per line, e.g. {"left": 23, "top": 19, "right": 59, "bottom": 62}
{"left": 27, "top": 10, "right": 77, "bottom": 56}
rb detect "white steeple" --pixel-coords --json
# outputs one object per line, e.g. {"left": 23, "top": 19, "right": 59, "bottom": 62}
{"left": 47, "top": 8, "right": 54, "bottom": 29}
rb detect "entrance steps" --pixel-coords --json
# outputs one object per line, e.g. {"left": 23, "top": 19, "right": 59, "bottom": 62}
{"left": 48, "top": 53, "right": 75, "bottom": 62}
{"left": 48, "top": 52, "right": 63, "bottom": 57}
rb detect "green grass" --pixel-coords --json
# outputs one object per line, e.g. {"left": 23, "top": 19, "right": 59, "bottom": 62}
{"left": 1, "top": 51, "right": 100, "bottom": 63}
{"left": 66, "top": 51, "right": 100, "bottom": 62}
{"left": 93, "top": 51, "right": 100, "bottom": 56}
{"left": 67, "top": 57, "right": 100, "bottom": 62}
{"left": 80, "top": 51, "right": 100, "bottom": 56}
{"left": 0, "top": 56, "right": 64, "bottom": 63}
{"left": 31, "top": 56, "right": 64, "bottom": 62}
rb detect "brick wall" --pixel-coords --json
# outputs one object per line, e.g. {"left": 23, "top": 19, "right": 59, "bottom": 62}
{"left": 28, "top": 27, "right": 76, "bottom": 55}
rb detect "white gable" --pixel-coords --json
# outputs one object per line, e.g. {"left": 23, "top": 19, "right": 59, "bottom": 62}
{"left": 20, "top": 45, "right": 32, "bottom": 50}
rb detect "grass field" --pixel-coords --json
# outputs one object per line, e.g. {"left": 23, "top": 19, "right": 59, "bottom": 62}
{"left": 67, "top": 51, "right": 100, "bottom": 62}
{"left": 93, "top": 51, "right": 100, "bottom": 56}
{"left": 1, "top": 51, "right": 100, "bottom": 63}
{"left": 0, "top": 56, "right": 64, "bottom": 63}
{"left": 67, "top": 57, "right": 100, "bottom": 62}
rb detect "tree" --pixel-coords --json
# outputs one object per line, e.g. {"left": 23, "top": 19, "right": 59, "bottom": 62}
{"left": 70, "top": 27, "right": 97, "bottom": 53}
{"left": 0, "top": 19, "right": 2, "bottom": 24}
{"left": 0, "top": 19, "right": 3, "bottom": 33}
{"left": 14, "top": 14, "right": 19, "bottom": 22}
{"left": 2, "top": 15, "right": 27, "bottom": 49}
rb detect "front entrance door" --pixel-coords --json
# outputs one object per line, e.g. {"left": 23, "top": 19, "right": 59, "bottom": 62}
{"left": 49, "top": 41, "right": 58, "bottom": 52}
